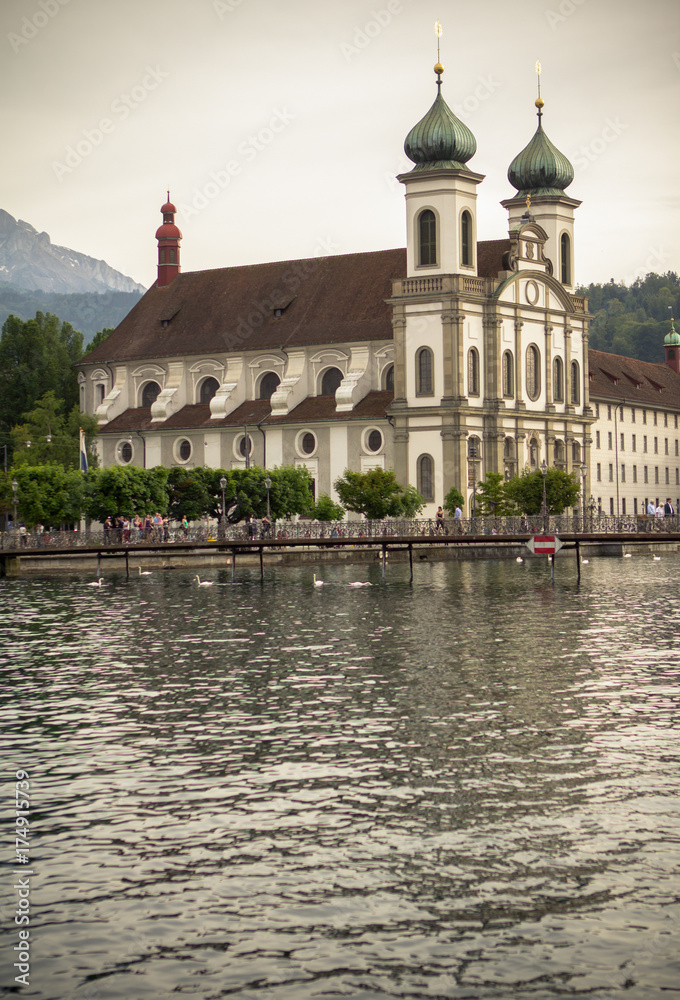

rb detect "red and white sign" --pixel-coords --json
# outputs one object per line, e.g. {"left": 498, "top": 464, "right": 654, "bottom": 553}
{"left": 526, "top": 535, "right": 563, "bottom": 556}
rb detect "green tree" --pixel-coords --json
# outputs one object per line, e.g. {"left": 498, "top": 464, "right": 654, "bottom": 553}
{"left": 84, "top": 466, "right": 169, "bottom": 522}
{"left": 85, "top": 326, "right": 114, "bottom": 353}
{"left": 166, "top": 466, "right": 212, "bottom": 522}
{"left": 195, "top": 465, "right": 314, "bottom": 522}
{"left": 313, "top": 494, "right": 346, "bottom": 521}
{"left": 505, "top": 467, "right": 580, "bottom": 516}
{"left": 474, "top": 472, "right": 518, "bottom": 517}
{"left": 334, "top": 468, "right": 425, "bottom": 520}
{"left": 10, "top": 391, "right": 98, "bottom": 469}
{"left": 443, "top": 486, "right": 465, "bottom": 516}
{"left": 8, "top": 465, "right": 85, "bottom": 528}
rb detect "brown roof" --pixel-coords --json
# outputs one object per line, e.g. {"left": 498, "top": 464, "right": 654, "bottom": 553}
{"left": 102, "top": 391, "right": 395, "bottom": 434}
{"left": 588, "top": 349, "right": 680, "bottom": 409}
{"left": 82, "top": 248, "right": 407, "bottom": 364}
{"left": 477, "top": 239, "right": 511, "bottom": 278}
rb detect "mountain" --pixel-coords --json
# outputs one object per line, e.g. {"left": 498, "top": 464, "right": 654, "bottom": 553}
{"left": 0, "top": 284, "right": 143, "bottom": 344}
{"left": 0, "top": 209, "right": 146, "bottom": 295}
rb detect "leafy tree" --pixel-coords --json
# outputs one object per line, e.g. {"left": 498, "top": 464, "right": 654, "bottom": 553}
{"left": 195, "top": 465, "right": 314, "bottom": 522}
{"left": 313, "top": 494, "right": 346, "bottom": 521}
{"left": 10, "top": 391, "right": 98, "bottom": 470}
{"left": 505, "top": 467, "right": 580, "bottom": 516}
{"left": 84, "top": 466, "right": 169, "bottom": 522}
{"left": 334, "top": 468, "right": 425, "bottom": 520}
{"left": 166, "top": 466, "right": 211, "bottom": 522}
{"left": 7, "top": 465, "right": 85, "bottom": 528}
{"left": 443, "top": 486, "right": 465, "bottom": 516}
{"left": 85, "top": 327, "right": 114, "bottom": 353}
{"left": 474, "top": 472, "right": 518, "bottom": 517}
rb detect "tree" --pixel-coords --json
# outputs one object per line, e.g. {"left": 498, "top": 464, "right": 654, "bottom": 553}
{"left": 166, "top": 466, "right": 212, "bottom": 522}
{"left": 443, "top": 486, "right": 465, "bottom": 516}
{"left": 10, "top": 391, "right": 98, "bottom": 470}
{"left": 195, "top": 465, "right": 315, "bottom": 522}
{"left": 505, "top": 467, "right": 580, "bottom": 516}
{"left": 85, "top": 326, "right": 115, "bottom": 353}
{"left": 84, "top": 466, "right": 169, "bottom": 522}
{"left": 8, "top": 465, "right": 85, "bottom": 528}
{"left": 334, "top": 468, "right": 425, "bottom": 520}
{"left": 474, "top": 472, "right": 518, "bottom": 517}
{"left": 313, "top": 494, "right": 346, "bottom": 521}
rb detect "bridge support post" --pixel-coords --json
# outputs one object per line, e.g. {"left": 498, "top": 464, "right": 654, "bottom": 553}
{"left": 408, "top": 543, "right": 413, "bottom": 585}
{"left": 96, "top": 552, "right": 101, "bottom": 579}
{"left": 125, "top": 550, "right": 129, "bottom": 580}
{"left": 576, "top": 540, "right": 581, "bottom": 583}
{"left": 259, "top": 545, "right": 264, "bottom": 584}
{"left": 381, "top": 544, "right": 387, "bottom": 583}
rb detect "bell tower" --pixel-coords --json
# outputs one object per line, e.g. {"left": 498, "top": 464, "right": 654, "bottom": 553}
{"left": 155, "top": 192, "right": 182, "bottom": 287}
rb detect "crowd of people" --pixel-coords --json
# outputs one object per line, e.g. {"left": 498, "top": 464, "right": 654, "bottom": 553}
{"left": 103, "top": 513, "right": 181, "bottom": 544}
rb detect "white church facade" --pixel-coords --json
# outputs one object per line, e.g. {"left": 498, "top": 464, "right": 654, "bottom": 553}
{"left": 78, "top": 64, "right": 680, "bottom": 518}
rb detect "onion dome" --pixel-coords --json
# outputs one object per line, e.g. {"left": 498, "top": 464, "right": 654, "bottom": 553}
{"left": 404, "top": 66, "right": 476, "bottom": 171}
{"left": 665, "top": 317, "right": 680, "bottom": 346}
{"left": 155, "top": 191, "right": 182, "bottom": 240}
{"left": 508, "top": 101, "right": 574, "bottom": 197}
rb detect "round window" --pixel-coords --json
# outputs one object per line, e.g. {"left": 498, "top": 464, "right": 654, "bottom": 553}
{"left": 119, "top": 441, "right": 133, "bottom": 464}
{"left": 178, "top": 439, "right": 191, "bottom": 462}
{"left": 239, "top": 435, "right": 252, "bottom": 457}
{"left": 367, "top": 429, "right": 383, "bottom": 453}
{"left": 301, "top": 432, "right": 316, "bottom": 455}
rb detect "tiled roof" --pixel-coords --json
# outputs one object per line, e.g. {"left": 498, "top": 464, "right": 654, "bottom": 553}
{"left": 82, "top": 248, "right": 407, "bottom": 364}
{"left": 588, "top": 349, "right": 680, "bottom": 409}
{"left": 477, "top": 239, "right": 511, "bottom": 278}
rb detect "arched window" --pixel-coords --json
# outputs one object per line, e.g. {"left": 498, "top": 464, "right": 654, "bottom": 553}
{"left": 468, "top": 347, "right": 480, "bottom": 396}
{"left": 320, "top": 367, "right": 343, "bottom": 396}
{"left": 141, "top": 381, "right": 161, "bottom": 408}
{"left": 96, "top": 383, "right": 106, "bottom": 406}
{"left": 461, "top": 210, "right": 472, "bottom": 267}
{"left": 570, "top": 361, "right": 580, "bottom": 404}
{"left": 553, "top": 356, "right": 564, "bottom": 402}
{"left": 258, "top": 371, "right": 281, "bottom": 400}
{"left": 526, "top": 346, "right": 540, "bottom": 400}
{"left": 560, "top": 233, "right": 571, "bottom": 285}
{"left": 417, "top": 454, "right": 434, "bottom": 501}
{"left": 384, "top": 364, "right": 394, "bottom": 392}
{"left": 416, "top": 348, "right": 433, "bottom": 396}
{"left": 418, "top": 209, "right": 437, "bottom": 267}
{"left": 199, "top": 377, "right": 219, "bottom": 404}
{"left": 502, "top": 352, "right": 514, "bottom": 398}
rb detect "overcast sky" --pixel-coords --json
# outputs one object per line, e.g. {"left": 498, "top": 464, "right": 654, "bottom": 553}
{"left": 3, "top": 0, "right": 679, "bottom": 291}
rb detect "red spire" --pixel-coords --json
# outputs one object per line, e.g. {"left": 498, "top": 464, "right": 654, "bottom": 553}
{"left": 155, "top": 191, "right": 182, "bottom": 287}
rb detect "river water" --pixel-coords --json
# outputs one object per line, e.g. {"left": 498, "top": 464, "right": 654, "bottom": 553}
{"left": 2, "top": 555, "right": 680, "bottom": 999}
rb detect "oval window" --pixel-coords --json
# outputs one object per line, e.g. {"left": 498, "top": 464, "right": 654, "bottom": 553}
{"left": 120, "top": 441, "right": 133, "bottom": 464}
{"left": 301, "top": 432, "right": 316, "bottom": 455}
{"left": 178, "top": 439, "right": 191, "bottom": 462}
{"left": 367, "top": 429, "right": 383, "bottom": 452}
{"left": 239, "top": 435, "right": 252, "bottom": 457}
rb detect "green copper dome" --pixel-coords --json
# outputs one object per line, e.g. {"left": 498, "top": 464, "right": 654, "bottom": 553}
{"left": 665, "top": 318, "right": 680, "bottom": 346}
{"left": 404, "top": 77, "right": 476, "bottom": 171}
{"left": 508, "top": 108, "right": 574, "bottom": 197}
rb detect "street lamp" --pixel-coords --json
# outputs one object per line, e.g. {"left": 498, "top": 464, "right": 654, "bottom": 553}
{"left": 540, "top": 459, "right": 548, "bottom": 530}
{"left": 11, "top": 478, "right": 18, "bottom": 538}
{"left": 580, "top": 463, "right": 587, "bottom": 532}
{"left": 265, "top": 474, "right": 272, "bottom": 520}
{"left": 219, "top": 476, "right": 227, "bottom": 537}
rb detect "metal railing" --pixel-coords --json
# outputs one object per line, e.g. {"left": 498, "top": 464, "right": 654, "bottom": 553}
{"left": 3, "top": 513, "right": 679, "bottom": 551}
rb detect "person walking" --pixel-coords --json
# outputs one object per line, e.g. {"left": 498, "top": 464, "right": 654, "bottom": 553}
{"left": 435, "top": 506, "right": 445, "bottom": 533}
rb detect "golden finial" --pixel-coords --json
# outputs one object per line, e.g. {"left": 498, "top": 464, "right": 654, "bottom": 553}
{"left": 434, "top": 21, "right": 444, "bottom": 76}
{"left": 526, "top": 193, "right": 532, "bottom": 211}
{"left": 535, "top": 60, "right": 544, "bottom": 110}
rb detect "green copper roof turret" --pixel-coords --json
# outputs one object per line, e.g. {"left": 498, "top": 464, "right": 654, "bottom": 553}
{"left": 508, "top": 103, "right": 574, "bottom": 197}
{"left": 665, "top": 317, "right": 680, "bottom": 346}
{"left": 404, "top": 69, "right": 477, "bottom": 171}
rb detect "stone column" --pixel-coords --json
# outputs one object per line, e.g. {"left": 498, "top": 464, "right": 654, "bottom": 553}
{"left": 514, "top": 319, "right": 525, "bottom": 408}
{"left": 544, "top": 323, "right": 554, "bottom": 410}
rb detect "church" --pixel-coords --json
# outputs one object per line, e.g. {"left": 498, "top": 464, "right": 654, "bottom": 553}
{"left": 78, "top": 62, "right": 680, "bottom": 519}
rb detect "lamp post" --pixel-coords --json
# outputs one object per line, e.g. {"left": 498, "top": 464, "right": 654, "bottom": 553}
{"left": 540, "top": 459, "right": 548, "bottom": 531}
{"left": 219, "top": 476, "right": 227, "bottom": 538}
{"left": 580, "top": 463, "right": 587, "bottom": 532}
{"left": 12, "top": 478, "right": 18, "bottom": 539}
{"left": 265, "top": 474, "right": 272, "bottom": 519}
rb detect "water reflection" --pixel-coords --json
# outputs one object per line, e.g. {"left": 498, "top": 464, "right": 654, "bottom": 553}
{"left": 1, "top": 557, "right": 680, "bottom": 998}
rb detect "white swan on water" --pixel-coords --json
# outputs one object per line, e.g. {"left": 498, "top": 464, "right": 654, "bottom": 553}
{"left": 348, "top": 581, "right": 372, "bottom": 587}
{"left": 313, "top": 574, "right": 324, "bottom": 587}
{"left": 87, "top": 578, "right": 104, "bottom": 587}
{"left": 137, "top": 566, "right": 152, "bottom": 576}
{"left": 194, "top": 575, "right": 214, "bottom": 586}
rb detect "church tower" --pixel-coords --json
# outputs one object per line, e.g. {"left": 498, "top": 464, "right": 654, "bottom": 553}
{"left": 665, "top": 317, "right": 680, "bottom": 374}
{"left": 155, "top": 193, "right": 182, "bottom": 287}
{"left": 398, "top": 56, "right": 484, "bottom": 277}
{"left": 502, "top": 69, "right": 580, "bottom": 289}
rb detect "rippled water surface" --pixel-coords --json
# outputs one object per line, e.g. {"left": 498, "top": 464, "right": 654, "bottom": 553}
{"left": 2, "top": 555, "right": 680, "bottom": 999}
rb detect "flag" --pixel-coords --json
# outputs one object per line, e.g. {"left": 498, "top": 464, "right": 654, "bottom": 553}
{"left": 79, "top": 428, "right": 88, "bottom": 473}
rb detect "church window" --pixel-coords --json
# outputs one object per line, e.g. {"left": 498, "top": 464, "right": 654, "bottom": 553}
{"left": 96, "top": 383, "right": 106, "bottom": 406}
{"left": 526, "top": 345, "right": 540, "bottom": 400}
{"left": 320, "top": 367, "right": 343, "bottom": 396}
{"left": 159, "top": 250, "right": 165, "bottom": 264}
{"left": 199, "top": 377, "right": 219, "bottom": 404}
{"left": 119, "top": 441, "right": 133, "bottom": 465}
{"left": 367, "top": 429, "right": 383, "bottom": 453}
{"left": 461, "top": 210, "right": 472, "bottom": 267}
{"left": 417, "top": 454, "right": 434, "bottom": 501}
{"left": 416, "top": 348, "right": 434, "bottom": 396}
{"left": 560, "top": 233, "right": 571, "bottom": 284}
{"left": 502, "top": 352, "right": 514, "bottom": 398}
{"left": 176, "top": 439, "right": 192, "bottom": 463}
{"left": 141, "top": 381, "right": 161, "bottom": 408}
{"left": 258, "top": 371, "right": 281, "bottom": 400}
{"left": 169, "top": 250, "right": 176, "bottom": 264}
{"left": 239, "top": 434, "right": 252, "bottom": 458}
{"left": 301, "top": 432, "right": 316, "bottom": 455}
{"left": 418, "top": 210, "right": 437, "bottom": 267}
{"left": 384, "top": 364, "right": 394, "bottom": 392}
{"left": 467, "top": 348, "right": 480, "bottom": 396}
{"left": 570, "top": 361, "right": 580, "bottom": 404}
{"left": 553, "top": 357, "right": 564, "bottom": 402}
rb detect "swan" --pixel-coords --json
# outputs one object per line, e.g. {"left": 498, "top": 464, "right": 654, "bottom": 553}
{"left": 516, "top": 556, "right": 524, "bottom": 564}
{"left": 348, "top": 581, "right": 372, "bottom": 587}
{"left": 581, "top": 559, "right": 589, "bottom": 564}
{"left": 87, "top": 578, "right": 104, "bottom": 587}
{"left": 194, "top": 574, "right": 214, "bottom": 586}
{"left": 313, "top": 574, "right": 324, "bottom": 587}
{"left": 624, "top": 553, "right": 632, "bottom": 558}
{"left": 653, "top": 555, "right": 661, "bottom": 561}
{"left": 137, "top": 566, "right": 152, "bottom": 576}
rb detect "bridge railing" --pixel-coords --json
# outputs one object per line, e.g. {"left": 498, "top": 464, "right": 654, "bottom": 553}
{"left": 2, "top": 512, "right": 678, "bottom": 551}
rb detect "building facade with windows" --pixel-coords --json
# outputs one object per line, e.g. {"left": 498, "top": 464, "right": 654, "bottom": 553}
{"left": 78, "top": 67, "right": 679, "bottom": 517}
